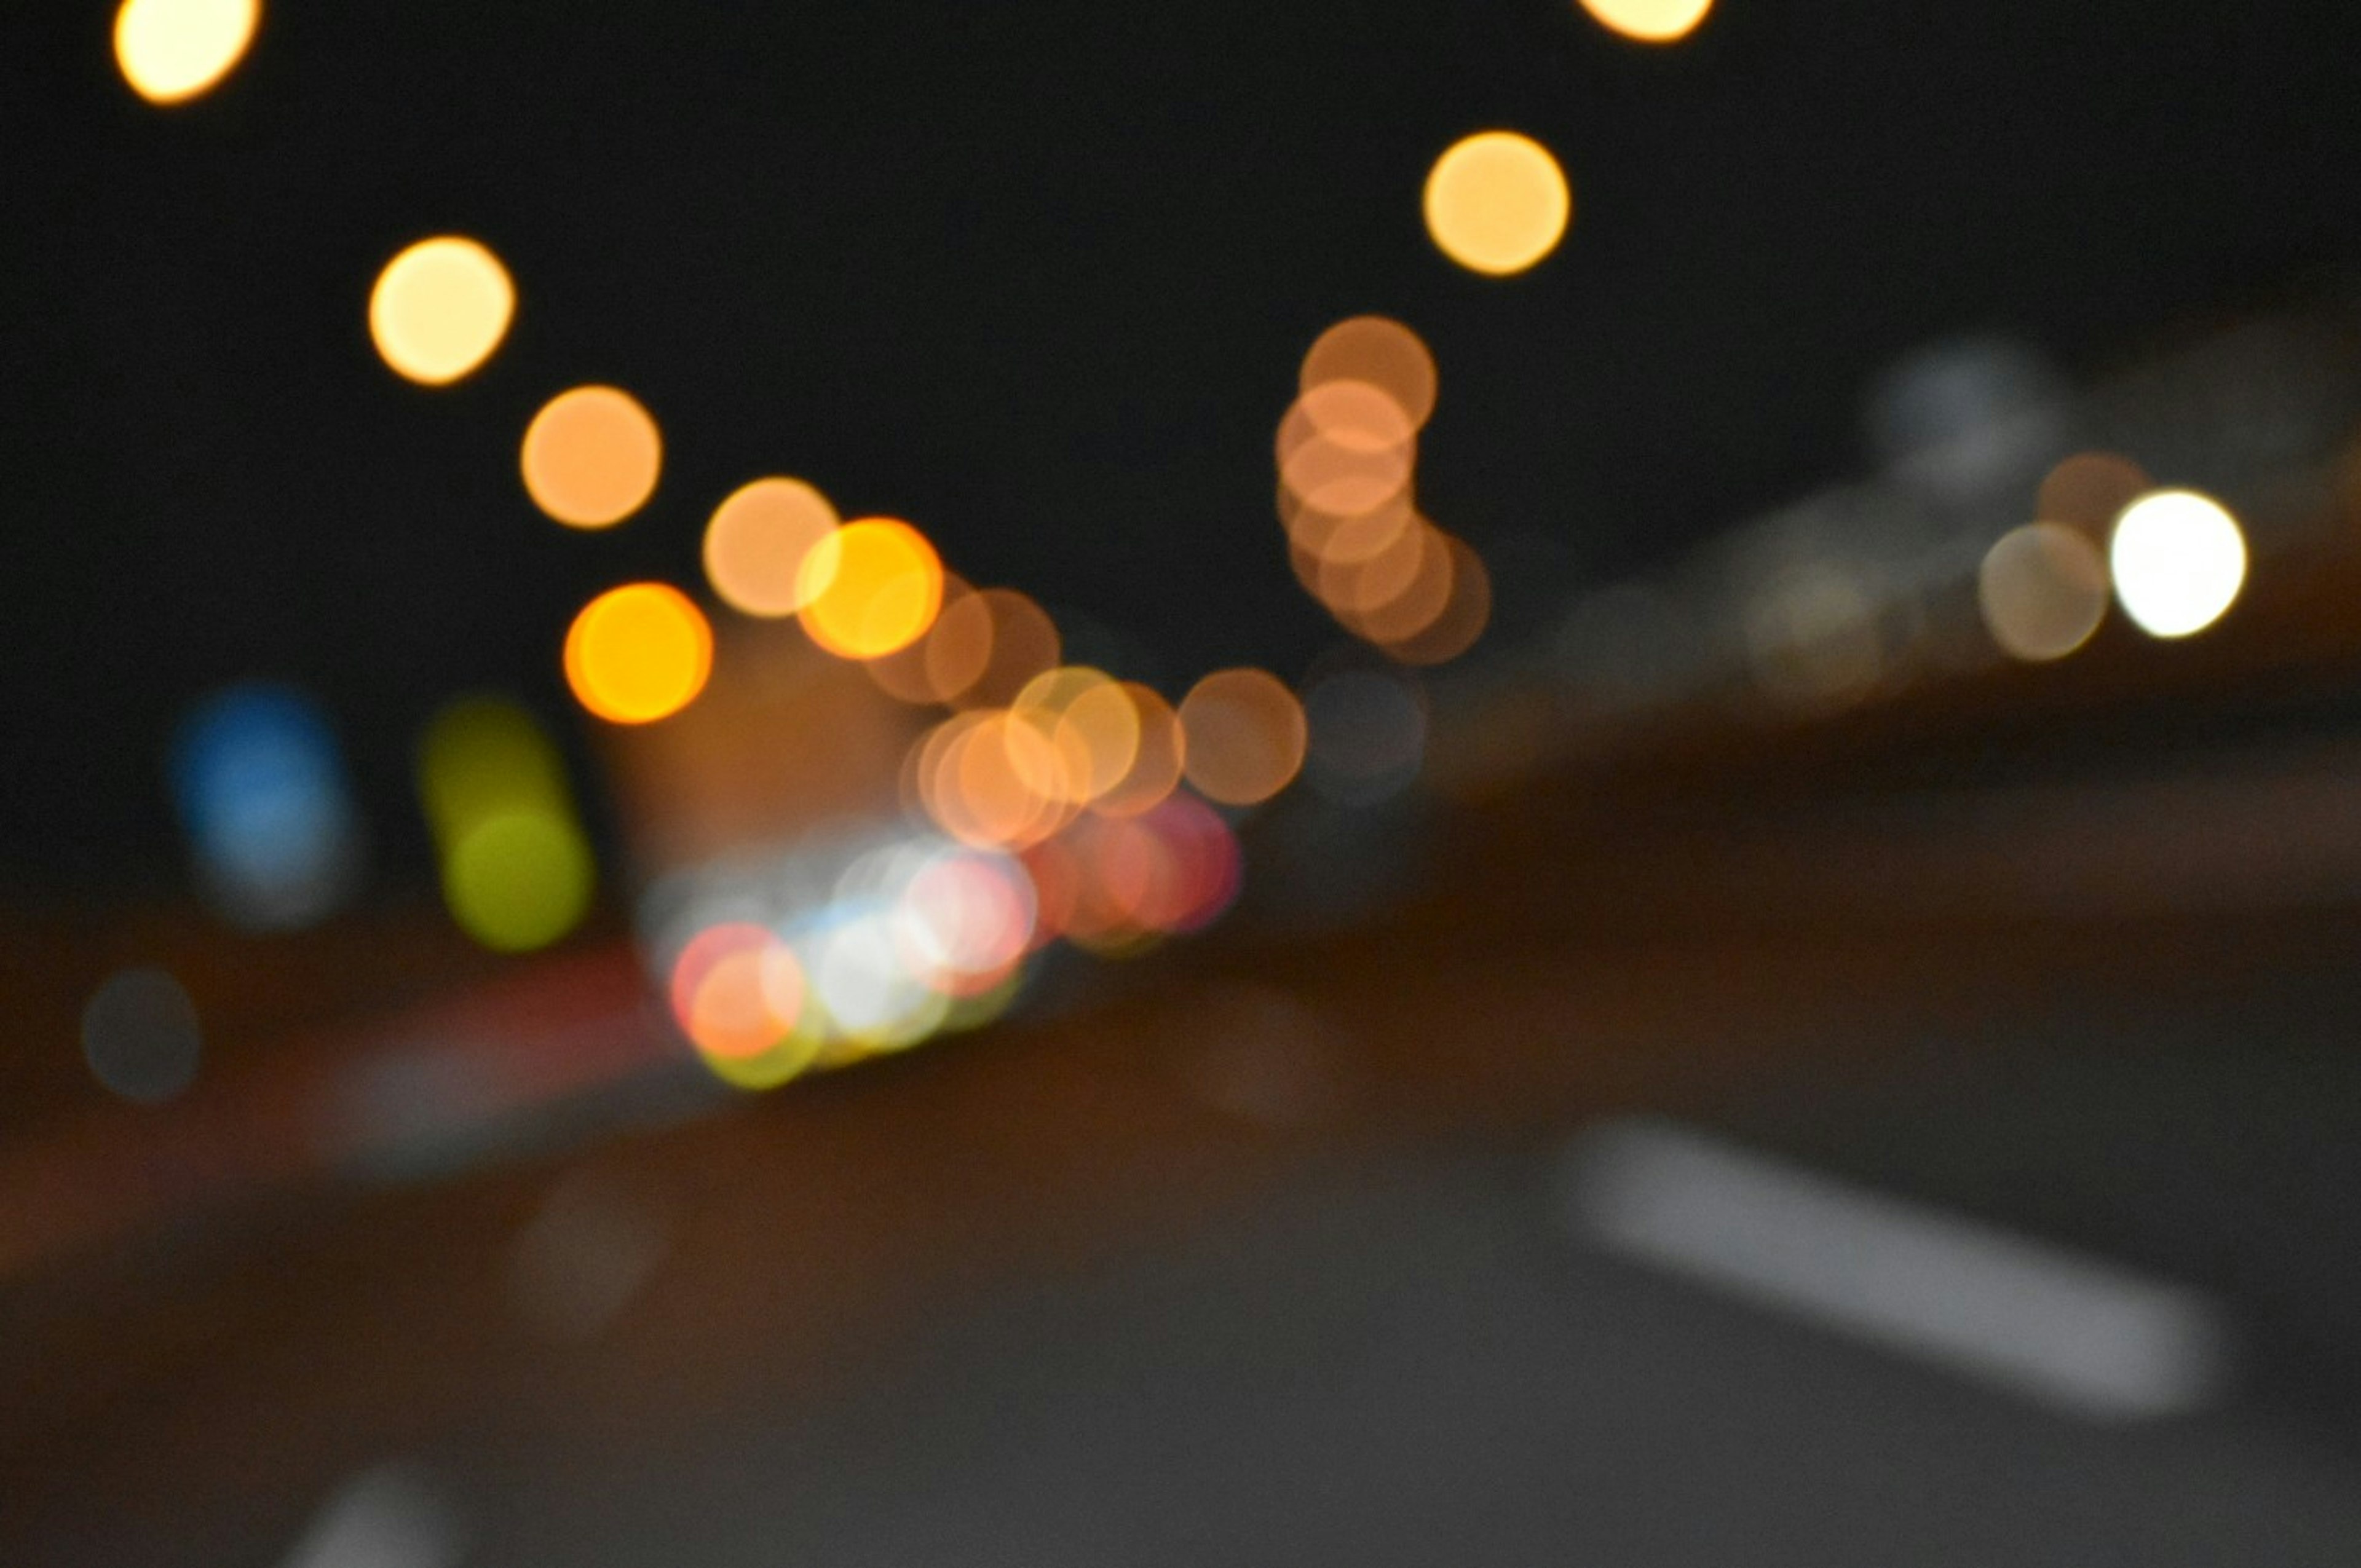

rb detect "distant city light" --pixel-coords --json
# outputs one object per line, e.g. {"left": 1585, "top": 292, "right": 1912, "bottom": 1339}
{"left": 1577, "top": 0, "right": 1714, "bottom": 44}
{"left": 2037, "top": 451, "right": 2151, "bottom": 536}
{"left": 1423, "top": 131, "right": 1572, "bottom": 277}
{"left": 1092, "top": 683, "right": 1187, "bottom": 819}
{"left": 702, "top": 476, "right": 840, "bottom": 618}
{"left": 1179, "top": 668, "right": 1308, "bottom": 806}
{"left": 1978, "top": 522, "right": 2110, "bottom": 661}
{"left": 521, "top": 385, "right": 663, "bottom": 529}
{"left": 171, "top": 682, "right": 362, "bottom": 929}
{"left": 2109, "top": 489, "right": 2247, "bottom": 639}
{"left": 563, "top": 583, "right": 714, "bottom": 724}
{"left": 417, "top": 696, "right": 596, "bottom": 951}
{"left": 1299, "top": 317, "right": 1438, "bottom": 430}
{"left": 114, "top": 0, "right": 258, "bottom": 104}
{"left": 368, "top": 237, "right": 515, "bottom": 387}
{"left": 81, "top": 967, "right": 202, "bottom": 1104}
{"left": 796, "top": 518, "right": 945, "bottom": 659}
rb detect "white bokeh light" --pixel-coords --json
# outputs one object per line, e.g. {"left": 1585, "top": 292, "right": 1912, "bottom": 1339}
{"left": 2109, "top": 490, "right": 2247, "bottom": 639}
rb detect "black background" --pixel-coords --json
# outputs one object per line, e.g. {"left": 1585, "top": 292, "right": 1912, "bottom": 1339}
{"left": 6, "top": 0, "right": 2359, "bottom": 890}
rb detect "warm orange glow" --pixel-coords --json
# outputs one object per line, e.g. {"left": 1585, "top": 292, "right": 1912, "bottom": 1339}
{"left": 2037, "top": 452, "right": 2151, "bottom": 537}
{"left": 670, "top": 924, "right": 805, "bottom": 1060}
{"left": 1093, "top": 683, "right": 1187, "bottom": 818}
{"left": 1007, "top": 666, "right": 1141, "bottom": 806}
{"left": 952, "top": 588, "right": 1062, "bottom": 708}
{"left": 866, "top": 573, "right": 979, "bottom": 704}
{"left": 796, "top": 518, "right": 944, "bottom": 658}
{"left": 369, "top": 237, "right": 514, "bottom": 386}
{"left": 1321, "top": 516, "right": 1450, "bottom": 638}
{"left": 1286, "top": 488, "right": 1420, "bottom": 570}
{"left": 669, "top": 923, "right": 819, "bottom": 1089}
{"left": 1380, "top": 533, "right": 1492, "bottom": 664}
{"left": 1424, "top": 132, "right": 1572, "bottom": 277}
{"left": 563, "top": 583, "right": 714, "bottom": 724}
{"left": 703, "top": 477, "right": 840, "bottom": 617}
{"left": 116, "top": 0, "right": 258, "bottom": 104}
{"left": 1179, "top": 668, "right": 1307, "bottom": 807}
{"left": 1300, "top": 317, "right": 1438, "bottom": 430}
{"left": 1278, "top": 381, "right": 1417, "bottom": 469}
{"left": 1281, "top": 431, "right": 1415, "bottom": 519}
{"left": 1577, "top": 0, "right": 1714, "bottom": 44}
{"left": 522, "top": 385, "right": 663, "bottom": 529}
{"left": 923, "top": 710, "right": 1075, "bottom": 849}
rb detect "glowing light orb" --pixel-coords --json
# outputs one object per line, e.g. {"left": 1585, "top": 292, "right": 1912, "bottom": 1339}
{"left": 441, "top": 810, "right": 595, "bottom": 953}
{"left": 1300, "top": 317, "right": 1438, "bottom": 430}
{"left": 1423, "top": 132, "right": 1571, "bottom": 277}
{"left": 796, "top": 518, "right": 945, "bottom": 659}
{"left": 171, "top": 683, "right": 361, "bottom": 929}
{"left": 521, "top": 385, "right": 662, "bottom": 529}
{"left": 1179, "top": 668, "right": 1307, "bottom": 807}
{"left": 369, "top": 237, "right": 515, "bottom": 386}
{"left": 417, "top": 696, "right": 595, "bottom": 953}
{"left": 115, "top": 0, "right": 258, "bottom": 104}
{"left": 2109, "top": 490, "right": 2247, "bottom": 639}
{"left": 1577, "top": 0, "right": 1714, "bottom": 44}
{"left": 1978, "top": 522, "right": 2110, "bottom": 661}
{"left": 703, "top": 477, "right": 840, "bottom": 618}
{"left": 563, "top": 583, "right": 714, "bottom": 723}
{"left": 81, "top": 967, "right": 202, "bottom": 1105}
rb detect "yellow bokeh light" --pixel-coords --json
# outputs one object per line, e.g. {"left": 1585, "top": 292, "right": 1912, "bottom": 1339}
{"left": 1978, "top": 522, "right": 2110, "bottom": 661}
{"left": 1423, "top": 132, "right": 1572, "bottom": 277}
{"left": 441, "top": 810, "right": 595, "bottom": 954}
{"left": 115, "top": 0, "right": 258, "bottom": 104}
{"left": 521, "top": 385, "right": 663, "bottom": 529}
{"left": 417, "top": 696, "right": 596, "bottom": 954}
{"left": 2110, "top": 489, "right": 2247, "bottom": 639}
{"left": 703, "top": 477, "right": 840, "bottom": 618}
{"left": 1577, "top": 0, "right": 1714, "bottom": 44}
{"left": 563, "top": 583, "right": 714, "bottom": 724}
{"left": 797, "top": 518, "right": 945, "bottom": 659}
{"left": 368, "top": 237, "right": 515, "bottom": 387}
{"left": 1179, "top": 668, "right": 1308, "bottom": 807}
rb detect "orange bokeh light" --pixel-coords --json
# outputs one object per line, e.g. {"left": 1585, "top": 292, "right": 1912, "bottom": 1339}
{"left": 1091, "top": 682, "right": 1187, "bottom": 819}
{"left": 1380, "top": 533, "right": 1492, "bottom": 665}
{"left": 1179, "top": 668, "right": 1307, "bottom": 807}
{"left": 866, "top": 573, "right": 981, "bottom": 705}
{"left": 522, "top": 385, "right": 663, "bottom": 529}
{"left": 703, "top": 477, "right": 840, "bottom": 617}
{"left": 1300, "top": 317, "right": 1438, "bottom": 431}
{"left": 1423, "top": 131, "right": 1572, "bottom": 277}
{"left": 796, "top": 518, "right": 945, "bottom": 659}
{"left": 563, "top": 583, "right": 714, "bottom": 725}
{"left": 951, "top": 588, "right": 1062, "bottom": 709}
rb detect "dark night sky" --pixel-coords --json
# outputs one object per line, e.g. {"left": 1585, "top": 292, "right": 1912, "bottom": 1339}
{"left": 5, "top": 0, "right": 2360, "bottom": 892}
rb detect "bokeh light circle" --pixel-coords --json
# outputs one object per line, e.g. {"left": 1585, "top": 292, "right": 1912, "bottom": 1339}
{"left": 441, "top": 810, "right": 595, "bottom": 953}
{"left": 1978, "top": 522, "right": 2110, "bottom": 661}
{"left": 115, "top": 0, "right": 258, "bottom": 104}
{"left": 1577, "top": 0, "right": 1714, "bottom": 44}
{"left": 703, "top": 478, "right": 840, "bottom": 618}
{"left": 521, "top": 385, "right": 663, "bottom": 529}
{"left": 1299, "top": 317, "right": 1438, "bottom": 430}
{"left": 2109, "top": 489, "right": 2247, "bottom": 639}
{"left": 369, "top": 237, "right": 515, "bottom": 386}
{"left": 1423, "top": 132, "right": 1572, "bottom": 277}
{"left": 797, "top": 518, "right": 945, "bottom": 658}
{"left": 1179, "top": 668, "right": 1308, "bottom": 807}
{"left": 563, "top": 583, "right": 714, "bottom": 723}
